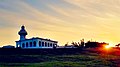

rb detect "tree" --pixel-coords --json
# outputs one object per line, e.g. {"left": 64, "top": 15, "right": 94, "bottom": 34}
{"left": 80, "top": 39, "right": 85, "bottom": 48}
{"left": 115, "top": 43, "right": 120, "bottom": 47}
{"left": 65, "top": 42, "right": 69, "bottom": 47}
{"left": 71, "top": 42, "right": 79, "bottom": 47}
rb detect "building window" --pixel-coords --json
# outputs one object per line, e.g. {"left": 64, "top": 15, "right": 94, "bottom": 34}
{"left": 26, "top": 42, "right": 28, "bottom": 47}
{"left": 33, "top": 41, "right": 36, "bottom": 47}
{"left": 50, "top": 43, "right": 52, "bottom": 47}
{"left": 39, "top": 41, "right": 41, "bottom": 47}
{"left": 30, "top": 42, "right": 32, "bottom": 47}
{"left": 42, "top": 42, "right": 44, "bottom": 47}
{"left": 22, "top": 43, "right": 25, "bottom": 48}
{"left": 45, "top": 42, "right": 47, "bottom": 47}
{"left": 48, "top": 43, "right": 49, "bottom": 47}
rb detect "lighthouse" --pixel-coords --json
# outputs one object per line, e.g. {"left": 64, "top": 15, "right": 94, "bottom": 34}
{"left": 18, "top": 25, "right": 27, "bottom": 41}
{"left": 16, "top": 25, "right": 57, "bottom": 49}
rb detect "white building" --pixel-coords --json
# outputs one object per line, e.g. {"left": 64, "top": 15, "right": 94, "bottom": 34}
{"left": 16, "top": 26, "right": 58, "bottom": 49}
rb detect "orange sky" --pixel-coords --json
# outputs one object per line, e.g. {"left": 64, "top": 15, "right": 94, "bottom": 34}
{"left": 0, "top": 0, "right": 120, "bottom": 47}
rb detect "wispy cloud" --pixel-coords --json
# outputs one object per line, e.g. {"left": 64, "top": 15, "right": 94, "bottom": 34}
{"left": 0, "top": 0, "right": 120, "bottom": 46}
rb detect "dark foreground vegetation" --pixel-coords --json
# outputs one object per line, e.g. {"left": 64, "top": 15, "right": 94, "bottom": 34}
{"left": 0, "top": 48, "right": 120, "bottom": 67}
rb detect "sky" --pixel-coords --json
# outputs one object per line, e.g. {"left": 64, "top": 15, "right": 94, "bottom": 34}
{"left": 0, "top": 0, "right": 120, "bottom": 47}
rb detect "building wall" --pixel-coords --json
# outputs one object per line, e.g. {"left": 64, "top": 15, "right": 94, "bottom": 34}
{"left": 16, "top": 39, "right": 57, "bottom": 49}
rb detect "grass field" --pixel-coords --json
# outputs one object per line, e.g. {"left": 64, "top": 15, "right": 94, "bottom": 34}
{"left": 0, "top": 48, "right": 119, "bottom": 67}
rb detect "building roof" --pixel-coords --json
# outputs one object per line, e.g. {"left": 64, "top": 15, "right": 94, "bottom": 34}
{"left": 16, "top": 37, "right": 58, "bottom": 43}
{"left": 2, "top": 45, "right": 15, "bottom": 48}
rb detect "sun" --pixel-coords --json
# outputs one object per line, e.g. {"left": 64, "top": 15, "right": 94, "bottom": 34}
{"left": 105, "top": 45, "right": 111, "bottom": 49}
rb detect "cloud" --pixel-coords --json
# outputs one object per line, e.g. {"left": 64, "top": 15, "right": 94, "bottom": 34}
{"left": 0, "top": 0, "right": 120, "bottom": 46}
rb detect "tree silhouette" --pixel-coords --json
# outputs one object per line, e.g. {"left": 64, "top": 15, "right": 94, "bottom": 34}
{"left": 85, "top": 41, "right": 108, "bottom": 48}
{"left": 65, "top": 42, "right": 69, "bottom": 47}
{"left": 71, "top": 42, "right": 79, "bottom": 47}
{"left": 115, "top": 43, "right": 120, "bottom": 47}
{"left": 80, "top": 39, "right": 85, "bottom": 48}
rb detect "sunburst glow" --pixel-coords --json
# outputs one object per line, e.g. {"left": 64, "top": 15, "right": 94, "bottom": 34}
{"left": 105, "top": 45, "right": 111, "bottom": 49}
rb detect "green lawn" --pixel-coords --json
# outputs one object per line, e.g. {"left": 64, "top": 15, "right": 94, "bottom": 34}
{"left": 0, "top": 48, "right": 119, "bottom": 67}
{"left": 0, "top": 55, "right": 116, "bottom": 67}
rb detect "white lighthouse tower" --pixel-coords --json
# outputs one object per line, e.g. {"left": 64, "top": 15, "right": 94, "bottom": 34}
{"left": 18, "top": 25, "right": 27, "bottom": 40}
